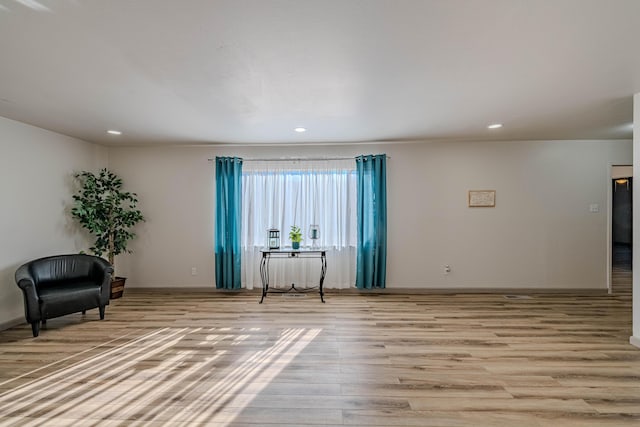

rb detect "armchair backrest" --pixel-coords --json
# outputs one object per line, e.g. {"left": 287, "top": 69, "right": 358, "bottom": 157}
{"left": 26, "top": 254, "right": 109, "bottom": 285}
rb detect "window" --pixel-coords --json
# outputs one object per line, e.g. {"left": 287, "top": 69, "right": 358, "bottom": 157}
{"left": 241, "top": 160, "right": 357, "bottom": 289}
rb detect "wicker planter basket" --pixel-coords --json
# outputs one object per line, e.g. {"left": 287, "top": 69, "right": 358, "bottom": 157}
{"left": 110, "top": 277, "right": 127, "bottom": 299}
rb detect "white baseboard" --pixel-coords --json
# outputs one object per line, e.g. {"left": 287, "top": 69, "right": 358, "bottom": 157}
{"left": 126, "top": 287, "right": 608, "bottom": 295}
{"left": 0, "top": 317, "right": 24, "bottom": 332}
{"left": 631, "top": 336, "right": 640, "bottom": 349}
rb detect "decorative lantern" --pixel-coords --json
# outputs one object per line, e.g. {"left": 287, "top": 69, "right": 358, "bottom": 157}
{"left": 309, "top": 224, "right": 320, "bottom": 247}
{"left": 267, "top": 228, "right": 280, "bottom": 249}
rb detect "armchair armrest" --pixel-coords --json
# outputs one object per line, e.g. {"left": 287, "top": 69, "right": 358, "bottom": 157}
{"left": 91, "top": 258, "right": 114, "bottom": 304}
{"left": 15, "top": 264, "right": 40, "bottom": 323}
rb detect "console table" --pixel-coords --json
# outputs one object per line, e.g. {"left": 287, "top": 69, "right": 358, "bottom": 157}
{"left": 259, "top": 249, "right": 327, "bottom": 303}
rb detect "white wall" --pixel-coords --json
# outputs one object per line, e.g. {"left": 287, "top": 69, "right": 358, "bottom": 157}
{"left": 108, "top": 139, "right": 631, "bottom": 290}
{"left": 0, "top": 117, "right": 107, "bottom": 327}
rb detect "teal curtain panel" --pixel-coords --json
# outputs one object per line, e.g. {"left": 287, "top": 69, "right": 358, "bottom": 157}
{"left": 355, "top": 154, "right": 387, "bottom": 289}
{"left": 215, "top": 156, "right": 243, "bottom": 289}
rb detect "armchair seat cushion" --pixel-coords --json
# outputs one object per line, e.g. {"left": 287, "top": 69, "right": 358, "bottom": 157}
{"left": 39, "top": 280, "right": 102, "bottom": 319}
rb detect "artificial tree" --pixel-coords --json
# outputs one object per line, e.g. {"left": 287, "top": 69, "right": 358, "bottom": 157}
{"left": 71, "top": 169, "right": 145, "bottom": 279}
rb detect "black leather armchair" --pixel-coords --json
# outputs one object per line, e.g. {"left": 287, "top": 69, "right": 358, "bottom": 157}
{"left": 15, "top": 254, "right": 113, "bottom": 337}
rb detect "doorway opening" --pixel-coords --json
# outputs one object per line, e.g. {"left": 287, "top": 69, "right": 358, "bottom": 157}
{"left": 611, "top": 170, "right": 632, "bottom": 295}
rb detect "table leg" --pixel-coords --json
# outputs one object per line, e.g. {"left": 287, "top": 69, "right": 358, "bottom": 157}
{"left": 259, "top": 253, "right": 269, "bottom": 303}
{"left": 319, "top": 252, "right": 327, "bottom": 303}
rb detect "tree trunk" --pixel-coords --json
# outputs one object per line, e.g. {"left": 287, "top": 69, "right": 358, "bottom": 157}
{"left": 108, "top": 232, "right": 115, "bottom": 278}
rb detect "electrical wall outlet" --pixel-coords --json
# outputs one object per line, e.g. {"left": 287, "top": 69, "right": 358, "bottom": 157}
{"left": 444, "top": 265, "right": 451, "bottom": 274}
{"left": 191, "top": 267, "right": 197, "bottom": 276}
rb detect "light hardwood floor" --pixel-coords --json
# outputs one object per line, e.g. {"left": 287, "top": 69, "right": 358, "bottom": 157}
{"left": 0, "top": 284, "right": 638, "bottom": 426}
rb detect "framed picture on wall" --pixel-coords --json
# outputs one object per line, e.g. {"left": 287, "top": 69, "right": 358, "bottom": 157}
{"left": 468, "top": 190, "right": 496, "bottom": 207}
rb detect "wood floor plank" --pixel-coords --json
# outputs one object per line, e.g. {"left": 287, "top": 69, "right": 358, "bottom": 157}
{"left": 0, "top": 277, "right": 637, "bottom": 426}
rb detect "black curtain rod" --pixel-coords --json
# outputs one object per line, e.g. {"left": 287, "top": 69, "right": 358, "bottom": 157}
{"left": 207, "top": 155, "right": 390, "bottom": 162}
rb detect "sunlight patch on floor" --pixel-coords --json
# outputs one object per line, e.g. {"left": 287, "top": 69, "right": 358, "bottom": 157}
{"left": 0, "top": 326, "right": 321, "bottom": 426}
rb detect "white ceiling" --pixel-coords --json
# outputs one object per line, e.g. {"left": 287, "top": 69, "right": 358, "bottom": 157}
{"left": 0, "top": 0, "right": 638, "bottom": 146}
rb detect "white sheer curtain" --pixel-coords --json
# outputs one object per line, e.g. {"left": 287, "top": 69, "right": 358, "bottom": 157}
{"left": 241, "top": 159, "right": 356, "bottom": 289}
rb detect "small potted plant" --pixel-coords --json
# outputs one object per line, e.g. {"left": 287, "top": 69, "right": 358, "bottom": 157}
{"left": 71, "top": 169, "right": 145, "bottom": 299}
{"left": 289, "top": 225, "right": 303, "bottom": 250}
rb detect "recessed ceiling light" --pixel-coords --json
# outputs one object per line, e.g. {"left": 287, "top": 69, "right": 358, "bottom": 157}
{"left": 294, "top": 127, "right": 307, "bottom": 133}
{"left": 107, "top": 130, "right": 122, "bottom": 135}
{"left": 487, "top": 123, "right": 503, "bottom": 129}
